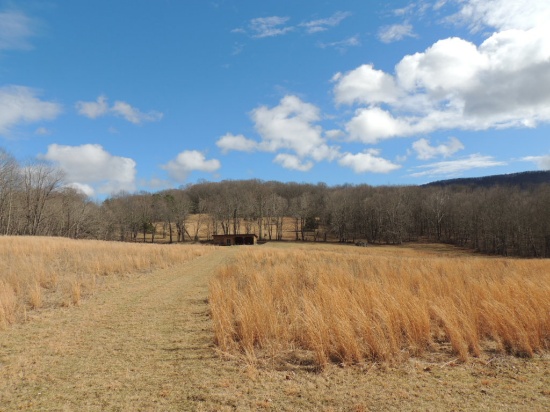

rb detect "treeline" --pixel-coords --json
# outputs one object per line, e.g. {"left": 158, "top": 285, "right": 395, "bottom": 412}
{"left": 1, "top": 148, "right": 549, "bottom": 257}
{"left": 424, "top": 170, "right": 550, "bottom": 189}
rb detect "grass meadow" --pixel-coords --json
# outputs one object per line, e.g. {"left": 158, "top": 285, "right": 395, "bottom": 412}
{"left": 0, "top": 236, "right": 211, "bottom": 328}
{"left": 210, "top": 243, "right": 550, "bottom": 367}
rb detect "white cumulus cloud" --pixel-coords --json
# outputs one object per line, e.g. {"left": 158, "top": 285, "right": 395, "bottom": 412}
{"left": 41, "top": 144, "right": 137, "bottom": 196}
{"left": 252, "top": 95, "right": 339, "bottom": 162}
{"left": 216, "top": 133, "right": 258, "bottom": 153}
{"left": 412, "top": 137, "right": 465, "bottom": 160}
{"left": 333, "top": 64, "right": 400, "bottom": 106}
{"left": 452, "top": 0, "right": 550, "bottom": 32}
{"left": 76, "top": 95, "right": 163, "bottom": 124}
{"left": 162, "top": 150, "right": 221, "bottom": 182}
{"left": 0, "top": 86, "right": 61, "bottom": 136}
{"left": 75, "top": 95, "right": 109, "bottom": 119}
{"left": 346, "top": 107, "right": 409, "bottom": 144}
{"left": 333, "top": 12, "right": 550, "bottom": 141}
{"left": 338, "top": 149, "right": 401, "bottom": 174}
{"left": 218, "top": 96, "right": 341, "bottom": 172}
{"left": 522, "top": 155, "right": 550, "bottom": 170}
{"left": 66, "top": 182, "right": 95, "bottom": 198}
{"left": 274, "top": 154, "right": 314, "bottom": 171}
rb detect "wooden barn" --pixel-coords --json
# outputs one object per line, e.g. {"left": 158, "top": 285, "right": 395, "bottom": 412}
{"left": 212, "top": 234, "right": 257, "bottom": 246}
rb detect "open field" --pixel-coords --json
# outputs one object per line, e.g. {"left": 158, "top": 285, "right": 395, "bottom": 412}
{"left": 0, "top": 237, "right": 212, "bottom": 328}
{"left": 211, "top": 243, "right": 550, "bottom": 366}
{"left": 1, "top": 238, "right": 549, "bottom": 410}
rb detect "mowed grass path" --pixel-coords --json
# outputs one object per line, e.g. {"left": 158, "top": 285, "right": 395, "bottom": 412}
{"left": 0, "top": 247, "right": 240, "bottom": 410}
{"left": 1, "top": 243, "right": 549, "bottom": 411}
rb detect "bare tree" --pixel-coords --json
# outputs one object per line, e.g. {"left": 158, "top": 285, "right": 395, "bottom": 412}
{"left": 0, "top": 149, "right": 20, "bottom": 235}
{"left": 21, "top": 162, "right": 65, "bottom": 236}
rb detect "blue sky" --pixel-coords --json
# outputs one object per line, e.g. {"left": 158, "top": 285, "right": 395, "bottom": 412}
{"left": 1, "top": 0, "right": 549, "bottom": 198}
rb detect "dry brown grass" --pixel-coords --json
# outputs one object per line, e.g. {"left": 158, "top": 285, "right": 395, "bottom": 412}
{"left": 210, "top": 243, "right": 550, "bottom": 367}
{"left": 0, "top": 236, "right": 212, "bottom": 328}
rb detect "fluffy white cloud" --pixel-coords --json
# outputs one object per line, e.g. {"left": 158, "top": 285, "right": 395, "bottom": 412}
{"left": 396, "top": 37, "right": 487, "bottom": 96}
{"left": 0, "top": 10, "right": 34, "bottom": 51}
{"left": 41, "top": 144, "right": 137, "bottom": 196}
{"left": 218, "top": 96, "right": 340, "bottom": 171}
{"left": 338, "top": 149, "right": 401, "bottom": 174}
{"left": 334, "top": 17, "right": 550, "bottom": 140}
{"left": 332, "top": 0, "right": 550, "bottom": 142}
{"left": 412, "top": 137, "right": 464, "bottom": 160}
{"left": 75, "top": 95, "right": 109, "bottom": 119}
{"left": 522, "top": 155, "right": 550, "bottom": 170}
{"left": 346, "top": 107, "right": 409, "bottom": 144}
{"left": 66, "top": 182, "right": 95, "bottom": 197}
{"left": 274, "top": 154, "right": 313, "bottom": 171}
{"left": 410, "top": 154, "right": 506, "bottom": 177}
{"left": 216, "top": 133, "right": 258, "bottom": 153}
{"left": 333, "top": 64, "right": 400, "bottom": 106}
{"left": 378, "top": 23, "right": 416, "bottom": 43}
{"left": 452, "top": 0, "right": 550, "bottom": 32}
{"left": 252, "top": 95, "right": 339, "bottom": 162}
{"left": 0, "top": 86, "right": 61, "bottom": 135}
{"left": 162, "top": 150, "right": 220, "bottom": 182}
{"left": 301, "top": 11, "right": 351, "bottom": 34}
{"left": 75, "top": 95, "right": 163, "bottom": 124}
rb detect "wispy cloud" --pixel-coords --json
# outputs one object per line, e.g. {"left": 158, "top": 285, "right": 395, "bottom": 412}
{"left": 378, "top": 22, "right": 417, "bottom": 43}
{"left": 0, "top": 10, "right": 36, "bottom": 51}
{"left": 75, "top": 95, "right": 163, "bottom": 125}
{"left": 247, "top": 16, "right": 293, "bottom": 38}
{"left": 234, "top": 11, "right": 352, "bottom": 39}
{"left": 318, "top": 35, "right": 360, "bottom": 52}
{"left": 231, "top": 42, "right": 244, "bottom": 56}
{"left": 301, "top": 11, "right": 352, "bottom": 34}
{"left": 410, "top": 154, "right": 506, "bottom": 177}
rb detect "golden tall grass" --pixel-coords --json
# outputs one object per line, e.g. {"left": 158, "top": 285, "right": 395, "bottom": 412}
{"left": 210, "top": 245, "right": 550, "bottom": 367}
{"left": 0, "top": 236, "right": 211, "bottom": 328}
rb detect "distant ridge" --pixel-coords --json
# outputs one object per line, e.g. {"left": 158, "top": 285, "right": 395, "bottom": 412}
{"left": 424, "top": 170, "right": 550, "bottom": 189}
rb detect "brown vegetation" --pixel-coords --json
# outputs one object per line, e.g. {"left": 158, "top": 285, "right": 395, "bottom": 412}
{"left": 210, "top": 243, "right": 550, "bottom": 367}
{"left": 0, "top": 236, "right": 211, "bottom": 328}
{"left": 1, "top": 239, "right": 548, "bottom": 410}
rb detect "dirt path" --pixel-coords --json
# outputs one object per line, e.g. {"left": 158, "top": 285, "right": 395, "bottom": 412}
{"left": 1, "top": 245, "right": 549, "bottom": 411}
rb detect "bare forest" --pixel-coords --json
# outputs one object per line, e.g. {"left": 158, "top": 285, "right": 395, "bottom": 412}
{"left": 1, "top": 148, "right": 549, "bottom": 257}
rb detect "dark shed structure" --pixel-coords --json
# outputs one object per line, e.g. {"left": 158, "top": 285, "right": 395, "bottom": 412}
{"left": 212, "top": 234, "right": 257, "bottom": 246}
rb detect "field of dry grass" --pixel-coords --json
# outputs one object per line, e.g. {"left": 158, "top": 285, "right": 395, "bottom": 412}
{"left": 1, "top": 238, "right": 549, "bottom": 410}
{"left": 0, "top": 236, "right": 211, "bottom": 328}
{"left": 210, "top": 243, "right": 550, "bottom": 367}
